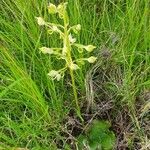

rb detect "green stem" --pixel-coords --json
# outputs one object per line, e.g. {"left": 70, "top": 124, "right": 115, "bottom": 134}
{"left": 70, "top": 68, "right": 83, "bottom": 122}
{"left": 63, "top": 9, "right": 83, "bottom": 122}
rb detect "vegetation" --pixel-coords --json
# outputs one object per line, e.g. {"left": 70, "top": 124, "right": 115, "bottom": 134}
{"left": 78, "top": 120, "right": 116, "bottom": 149}
{"left": 0, "top": 0, "right": 149, "bottom": 149}
{"left": 36, "top": 2, "right": 97, "bottom": 121}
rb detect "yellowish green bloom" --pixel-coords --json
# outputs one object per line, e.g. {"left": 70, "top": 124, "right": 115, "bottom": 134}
{"left": 47, "top": 2, "right": 68, "bottom": 19}
{"left": 52, "top": 26, "right": 59, "bottom": 32}
{"left": 48, "top": 70, "right": 61, "bottom": 81}
{"left": 72, "top": 24, "right": 81, "bottom": 33}
{"left": 87, "top": 56, "right": 97, "bottom": 63}
{"left": 36, "top": 17, "right": 45, "bottom": 26}
{"left": 69, "top": 34, "right": 76, "bottom": 43}
{"left": 37, "top": 2, "right": 97, "bottom": 77}
{"left": 48, "top": 3, "right": 57, "bottom": 14}
{"left": 84, "top": 45, "right": 96, "bottom": 52}
{"left": 57, "top": 2, "right": 68, "bottom": 18}
{"left": 69, "top": 63, "right": 80, "bottom": 70}
{"left": 76, "top": 24, "right": 81, "bottom": 31}
{"left": 39, "top": 47, "right": 54, "bottom": 54}
{"left": 62, "top": 45, "right": 67, "bottom": 56}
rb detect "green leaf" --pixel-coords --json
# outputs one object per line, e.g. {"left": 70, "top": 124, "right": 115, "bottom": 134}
{"left": 77, "top": 135, "right": 88, "bottom": 149}
{"left": 88, "top": 120, "right": 116, "bottom": 150}
{"left": 101, "top": 132, "right": 116, "bottom": 150}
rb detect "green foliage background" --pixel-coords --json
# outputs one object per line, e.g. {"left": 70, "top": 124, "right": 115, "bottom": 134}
{"left": 0, "top": 0, "right": 149, "bottom": 149}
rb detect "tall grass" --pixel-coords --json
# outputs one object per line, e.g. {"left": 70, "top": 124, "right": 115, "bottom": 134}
{"left": 0, "top": 0, "right": 149, "bottom": 149}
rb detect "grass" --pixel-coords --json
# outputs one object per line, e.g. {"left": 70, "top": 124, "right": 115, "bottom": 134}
{"left": 0, "top": 0, "right": 149, "bottom": 149}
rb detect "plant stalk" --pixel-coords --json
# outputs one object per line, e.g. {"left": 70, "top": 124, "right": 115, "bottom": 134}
{"left": 69, "top": 68, "right": 83, "bottom": 122}
{"left": 63, "top": 10, "right": 83, "bottom": 122}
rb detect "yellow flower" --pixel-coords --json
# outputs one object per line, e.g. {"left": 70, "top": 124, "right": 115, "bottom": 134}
{"left": 84, "top": 45, "right": 96, "bottom": 52}
{"left": 39, "top": 47, "right": 54, "bottom": 54}
{"left": 69, "top": 63, "right": 79, "bottom": 70}
{"left": 48, "top": 70, "right": 61, "bottom": 81}
{"left": 36, "top": 17, "right": 45, "bottom": 26}
{"left": 76, "top": 24, "right": 81, "bottom": 31}
{"left": 48, "top": 3, "right": 57, "bottom": 14}
{"left": 57, "top": 2, "right": 68, "bottom": 18}
{"left": 48, "top": 26, "right": 60, "bottom": 35}
{"left": 72, "top": 24, "right": 81, "bottom": 34}
{"left": 62, "top": 45, "right": 67, "bottom": 56}
{"left": 69, "top": 34, "right": 76, "bottom": 43}
{"left": 87, "top": 56, "right": 97, "bottom": 63}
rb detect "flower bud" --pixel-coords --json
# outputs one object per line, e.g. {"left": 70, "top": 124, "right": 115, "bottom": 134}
{"left": 72, "top": 24, "right": 81, "bottom": 34}
{"left": 76, "top": 24, "right": 81, "bottom": 31}
{"left": 36, "top": 17, "right": 45, "bottom": 26}
{"left": 84, "top": 45, "right": 96, "bottom": 52}
{"left": 57, "top": 2, "right": 68, "bottom": 19}
{"left": 87, "top": 56, "right": 97, "bottom": 63}
{"left": 69, "top": 63, "right": 79, "bottom": 70}
{"left": 48, "top": 70, "right": 61, "bottom": 81}
{"left": 69, "top": 34, "right": 76, "bottom": 43}
{"left": 48, "top": 3, "right": 57, "bottom": 14}
{"left": 39, "top": 47, "right": 54, "bottom": 54}
{"left": 62, "top": 45, "right": 67, "bottom": 56}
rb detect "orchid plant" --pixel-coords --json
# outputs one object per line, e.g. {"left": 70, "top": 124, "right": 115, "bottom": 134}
{"left": 36, "top": 2, "right": 97, "bottom": 121}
